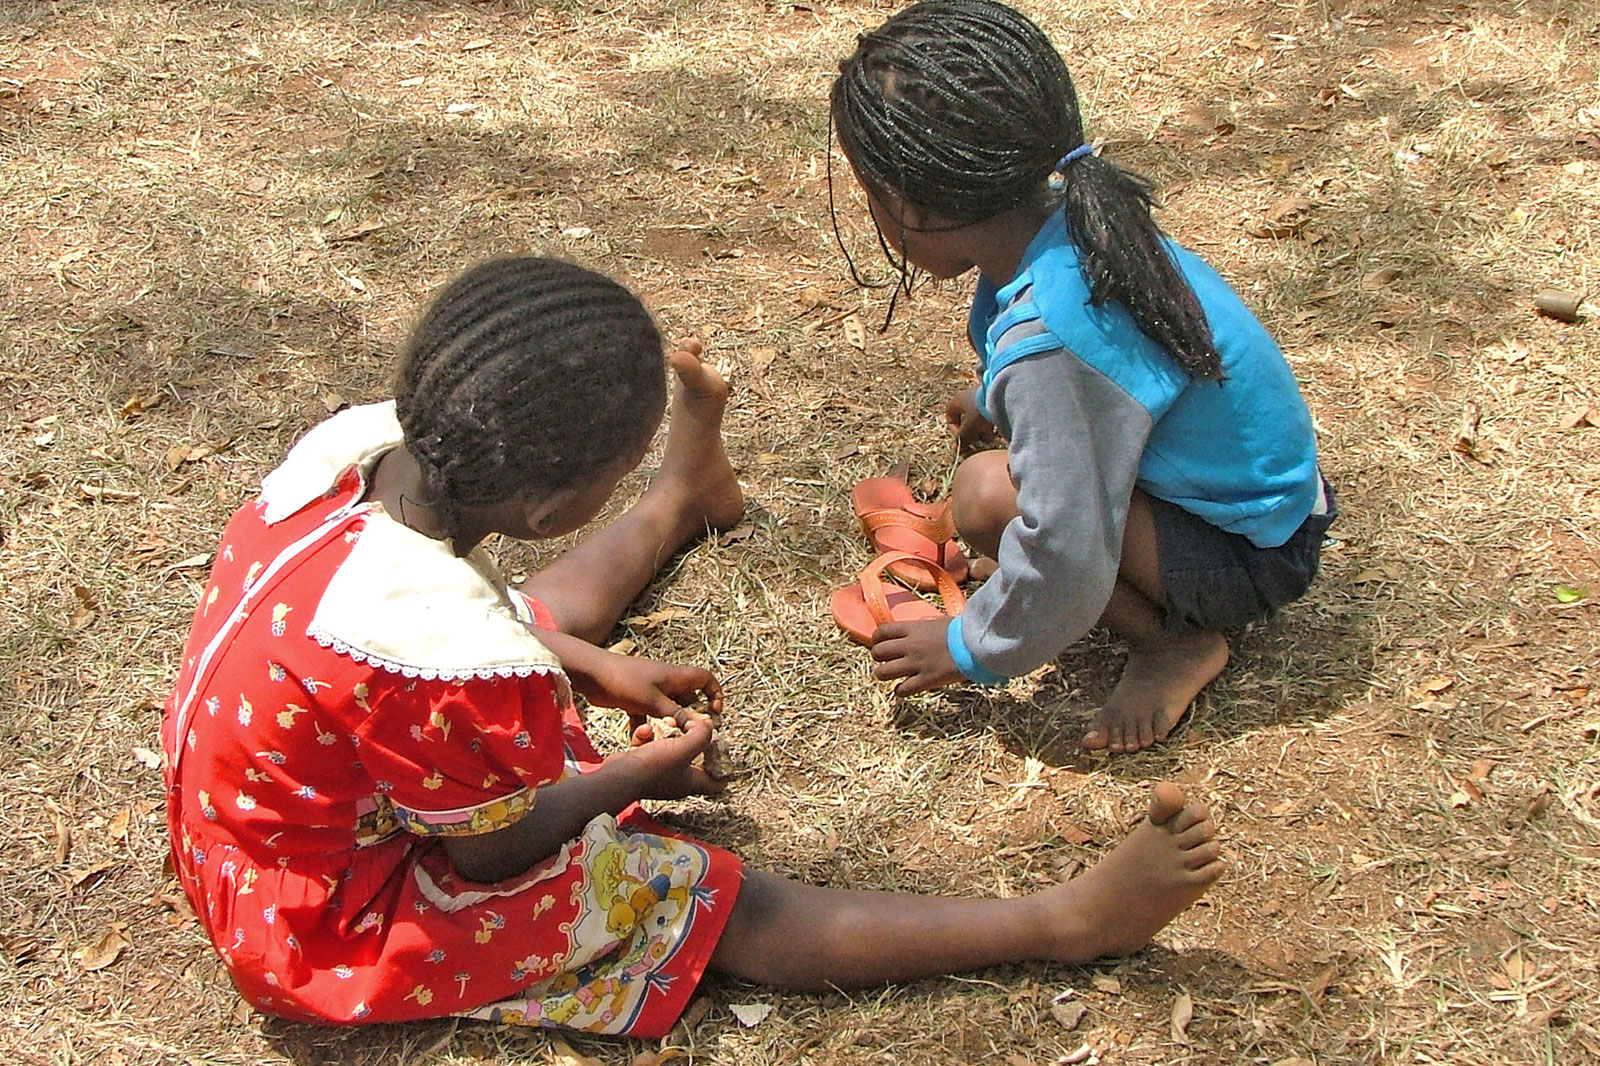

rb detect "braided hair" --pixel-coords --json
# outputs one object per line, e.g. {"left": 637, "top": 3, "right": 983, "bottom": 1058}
{"left": 394, "top": 257, "right": 667, "bottom": 537}
{"left": 831, "top": 0, "right": 1222, "bottom": 380}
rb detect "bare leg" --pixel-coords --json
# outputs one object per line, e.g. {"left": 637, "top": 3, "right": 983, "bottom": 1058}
{"left": 948, "top": 457, "right": 1227, "bottom": 754}
{"left": 1084, "top": 495, "right": 1228, "bottom": 753}
{"left": 520, "top": 342, "right": 743, "bottom": 643}
{"left": 710, "top": 783, "right": 1223, "bottom": 988}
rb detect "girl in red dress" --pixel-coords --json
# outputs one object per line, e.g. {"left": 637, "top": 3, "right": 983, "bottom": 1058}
{"left": 163, "top": 256, "right": 1226, "bottom": 1038}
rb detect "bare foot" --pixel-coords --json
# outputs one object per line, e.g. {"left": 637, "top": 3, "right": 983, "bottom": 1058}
{"left": 1081, "top": 632, "right": 1229, "bottom": 754}
{"left": 654, "top": 339, "right": 744, "bottom": 535}
{"left": 1045, "top": 783, "right": 1224, "bottom": 960}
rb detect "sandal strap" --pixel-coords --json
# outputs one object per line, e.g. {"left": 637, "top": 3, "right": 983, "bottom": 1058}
{"left": 857, "top": 501, "right": 955, "bottom": 544}
{"left": 857, "top": 550, "right": 967, "bottom": 625}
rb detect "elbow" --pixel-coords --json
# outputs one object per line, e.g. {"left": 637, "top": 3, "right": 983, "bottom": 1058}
{"left": 442, "top": 836, "right": 528, "bottom": 884}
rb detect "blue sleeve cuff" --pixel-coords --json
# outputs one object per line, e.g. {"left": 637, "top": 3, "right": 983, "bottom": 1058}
{"left": 947, "top": 616, "right": 1007, "bottom": 685}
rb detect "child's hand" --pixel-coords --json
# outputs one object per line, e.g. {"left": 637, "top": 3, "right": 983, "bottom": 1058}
{"left": 575, "top": 650, "right": 725, "bottom": 723}
{"left": 612, "top": 711, "right": 725, "bottom": 800}
{"left": 945, "top": 387, "right": 998, "bottom": 452}
{"left": 869, "top": 617, "right": 964, "bottom": 696}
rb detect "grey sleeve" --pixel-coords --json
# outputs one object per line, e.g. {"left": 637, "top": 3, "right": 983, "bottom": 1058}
{"left": 955, "top": 349, "right": 1154, "bottom": 680}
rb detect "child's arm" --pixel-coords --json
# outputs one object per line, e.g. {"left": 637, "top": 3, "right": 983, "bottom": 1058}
{"left": 442, "top": 709, "right": 720, "bottom": 883}
{"left": 946, "top": 351, "right": 1154, "bottom": 679}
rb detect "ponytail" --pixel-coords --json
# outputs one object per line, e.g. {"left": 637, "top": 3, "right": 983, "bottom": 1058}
{"left": 1060, "top": 154, "right": 1222, "bottom": 379}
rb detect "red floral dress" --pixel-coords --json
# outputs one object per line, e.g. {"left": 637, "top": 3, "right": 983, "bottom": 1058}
{"left": 161, "top": 403, "right": 741, "bottom": 1038}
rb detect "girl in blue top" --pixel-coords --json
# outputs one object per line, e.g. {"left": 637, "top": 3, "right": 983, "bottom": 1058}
{"left": 831, "top": 0, "right": 1335, "bottom": 753}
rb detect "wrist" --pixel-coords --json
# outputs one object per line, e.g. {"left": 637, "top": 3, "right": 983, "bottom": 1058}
{"left": 597, "top": 748, "right": 652, "bottom": 797}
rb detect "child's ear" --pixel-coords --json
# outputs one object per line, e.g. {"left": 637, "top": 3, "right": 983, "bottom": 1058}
{"left": 519, "top": 491, "right": 569, "bottom": 538}
{"left": 897, "top": 198, "right": 929, "bottom": 231}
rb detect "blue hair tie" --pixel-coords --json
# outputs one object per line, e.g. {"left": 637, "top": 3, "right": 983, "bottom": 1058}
{"left": 1047, "top": 143, "right": 1094, "bottom": 191}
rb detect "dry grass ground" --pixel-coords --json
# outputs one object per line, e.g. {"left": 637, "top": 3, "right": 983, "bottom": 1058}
{"left": 2, "top": 0, "right": 1597, "bottom": 1063}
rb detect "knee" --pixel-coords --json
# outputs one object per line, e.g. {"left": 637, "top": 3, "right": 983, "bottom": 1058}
{"left": 950, "top": 451, "right": 1015, "bottom": 557}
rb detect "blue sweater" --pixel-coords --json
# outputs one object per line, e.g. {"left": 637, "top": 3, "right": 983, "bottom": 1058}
{"left": 946, "top": 210, "right": 1322, "bottom": 684}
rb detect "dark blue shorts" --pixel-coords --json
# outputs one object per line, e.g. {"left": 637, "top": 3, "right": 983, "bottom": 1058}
{"left": 1150, "top": 480, "right": 1337, "bottom": 634}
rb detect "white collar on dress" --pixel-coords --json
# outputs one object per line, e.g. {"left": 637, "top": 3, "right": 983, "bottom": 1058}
{"left": 260, "top": 402, "right": 564, "bottom": 681}
{"left": 259, "top": 401, "right": 405, "bottom": 525}
{"left": 307, "top": 514, "right": 563, "bottom": 681}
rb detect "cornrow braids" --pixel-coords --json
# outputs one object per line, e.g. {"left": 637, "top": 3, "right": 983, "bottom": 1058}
{"left": 393, "top": 257, "right": 667, "bottom": 538}
{"left": 831, "top": 0, "right": 1223, "bottom": 380}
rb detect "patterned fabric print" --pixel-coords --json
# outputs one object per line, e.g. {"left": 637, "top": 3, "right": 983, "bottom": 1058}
{"left": 162, "top": 459, "right": 742, "bottom": 1039}
{"left": 451, "top": 817, "right": 729, "bottom": 1034}
{"left": 391, "top": 788, "right": 535, "bottom": 838}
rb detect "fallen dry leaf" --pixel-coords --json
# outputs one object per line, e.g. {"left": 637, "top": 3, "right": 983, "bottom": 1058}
{"left": 71, "top": 860, "right": 115, "bottom": 892}
{"left": 119, "top": 391, "right": 165, "bottom": 418}
{"left": 718, "top": 523, "right": 754, "bottom": 546}
{"left": 80, "top": 484, "right": 140, "bottom": 502}
{"left": 1305, "top": 964, "right": 1337, "bottom": 1005}
{"left": 1414, "top": 676, "right": 1454, "bottom": 697}
{"left": 1453, "top": 401, "right": 1486, "bottom": 461}
{"left": 1558, "top": 405, "right": 1594, "bottom": 429}
{"left": 50, "top": 804, "right": 70, "bottom": 865}
{"left": 1363, "top": 266, "right": 1402, "bottom": 290}
{"left": 728, "top": 1002, "right": 773, "bottom": 1027}
{"left": 164, "top": 437, "right": 234, "bottom": 471}
{"left": 1170, "top": 990, "right": 1194, "bottom": 1043}
{"left": 1059, "top": 821, "right": 1093, "bottom": 845}
{"left": 75, "top": 923, "right": 131, "bottom": 971}
{"left": 549, "top": 1037, "right": 605, "bottom": 1066}
{"left": 622, "top": 607, "right": 695, "bottom": 631}
{"left": 842, "top": 313, "right": 866, "bottom": 350}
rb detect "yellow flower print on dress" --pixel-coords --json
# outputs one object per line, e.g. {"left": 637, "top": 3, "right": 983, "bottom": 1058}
{"left": 237, "top": 696, "right": 253, "bottom": 726}
{"left": 277, "top": 703, "right": 308, "bottom": 729}
{"left": 428, "top": 708, "right": 452, "bottom": 741}
{"left": 353, "top": 682, "right": 371, "bottom": 711}
{"left": 474, "top": 911, "right": 506, "bottom": 944}
{"left": 422, "top": 771, "right": 444, "bottom": 791}
{"left": 403, "top": 984, "right": 434, "bottom": 1007}
{"left": 243, "top": 561, "right": 263, "bottom": 590}
{"left": 270, "top": 603, "right": 291, "bottom": 637}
